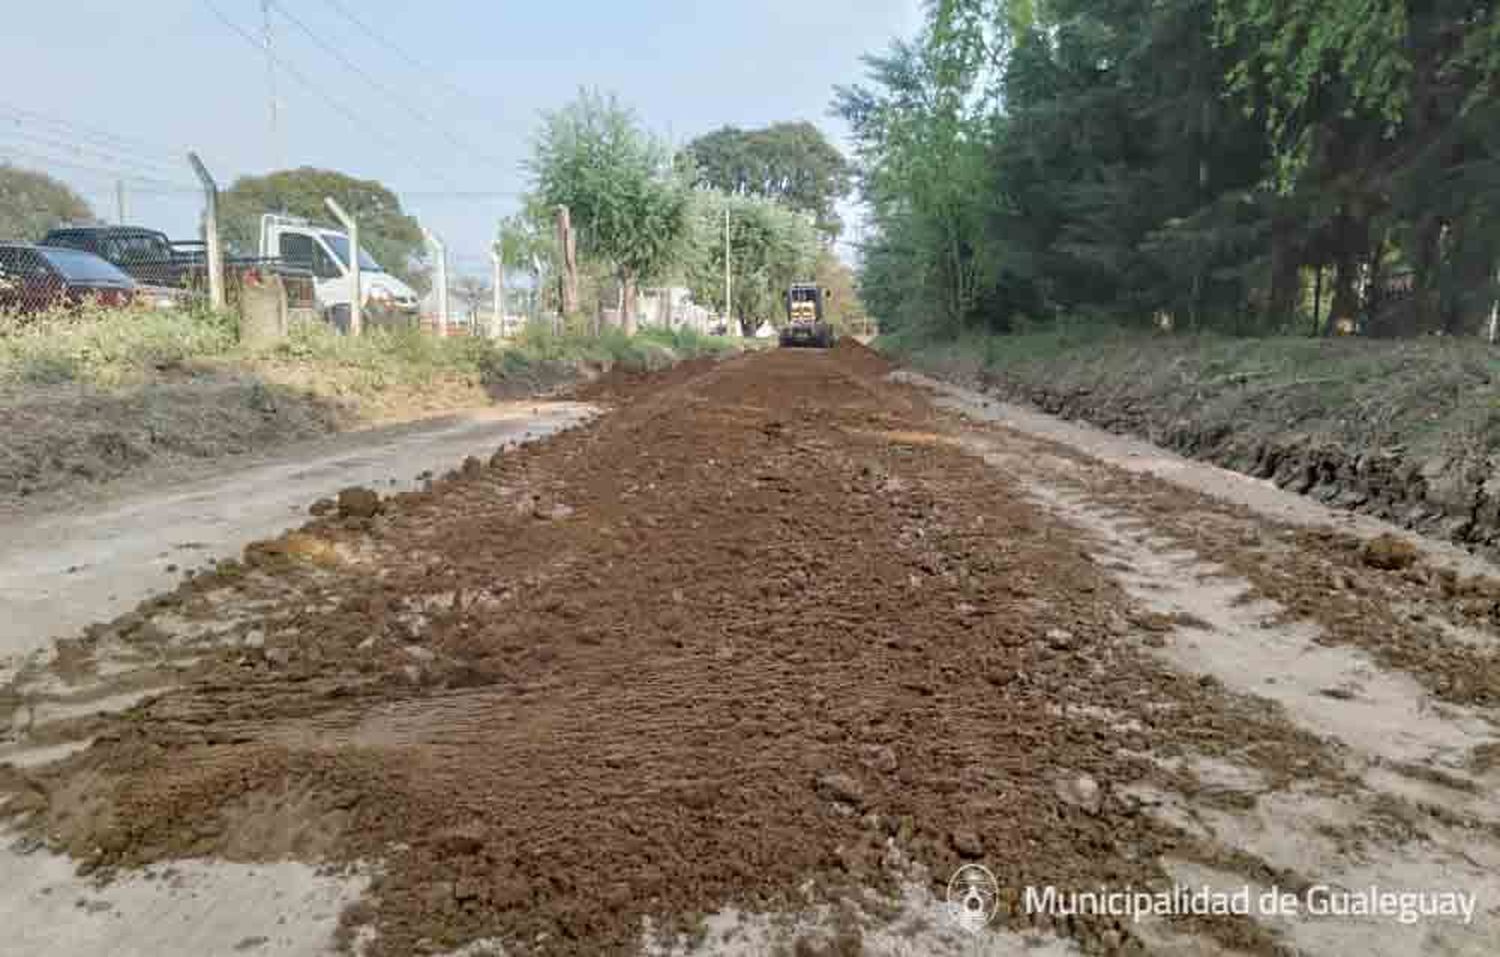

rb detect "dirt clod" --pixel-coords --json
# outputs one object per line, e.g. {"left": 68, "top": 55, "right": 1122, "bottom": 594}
{"left": 815, "top": 772, "right": 868, "bottom": 810}
{"left": 1362, "top": 532, "right": 1418, "bottom": 570}
{"left": 336, "top": 486, "right": 382, "bottom": 519}
{"left": 950, "top": 828, "right": 985, "bottom": 858}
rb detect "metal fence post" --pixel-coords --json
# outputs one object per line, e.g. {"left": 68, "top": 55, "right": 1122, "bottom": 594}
{"left": 187, "top": 152, "right": 226, "bottom": 311}
{"left": 423, "top": 227, "right": 449, "bottom": 336}
{"left": 324, "top": 197, "right": 361, "bottom": 336}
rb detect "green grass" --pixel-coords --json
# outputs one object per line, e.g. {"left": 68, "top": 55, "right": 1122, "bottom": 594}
{"left": 0, "top": 303, "right": 238, "bottom": 386}
{"left": 1, "top": 307, "right": 742, "bottom": 392}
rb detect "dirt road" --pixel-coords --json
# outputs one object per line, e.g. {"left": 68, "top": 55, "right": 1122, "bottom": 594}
{"left": 3, "top": 344, "right": 1499, "bottom": 956}
{"left": 0, "top": 401, "right": 595, "bottom": 670}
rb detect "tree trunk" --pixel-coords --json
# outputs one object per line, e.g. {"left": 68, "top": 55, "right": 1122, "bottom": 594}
{"left": 1311, "top": 266, "right": 1323, "bottom": 336}
{"left": 1327, "top": 213, "right": 1369, "bottom": 335}
{"left": 1412, "top": 216, "right": 1443, "bottom": 329}
{"left": 1267, "top": 214, "right": 1300, "bottom": 331}
{"left": 1328, "top": 252, "right": 1361, "bottom": 335}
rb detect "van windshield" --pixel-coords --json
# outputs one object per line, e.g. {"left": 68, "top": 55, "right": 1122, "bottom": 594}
{"left": 322, "top": 234, "right": 384, "bottom": 272}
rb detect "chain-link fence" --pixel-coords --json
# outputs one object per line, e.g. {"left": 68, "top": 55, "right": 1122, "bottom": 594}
{"left": 0, "top": 158, "right": 206, "bottom": 317}
{"left": 0, "top": 156, "right": 513, "bottom": 338}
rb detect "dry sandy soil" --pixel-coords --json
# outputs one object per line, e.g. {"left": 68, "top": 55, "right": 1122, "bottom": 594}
{"left": 3, "top": 343, "right": 1499, "bottom": 956}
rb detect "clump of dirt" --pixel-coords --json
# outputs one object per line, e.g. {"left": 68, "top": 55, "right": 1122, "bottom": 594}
{"left": 336, "top": 486, "right": 383, "bottom": 519}
{"left": 4, "top": 342, "right": 1330, "bottom": 955}
{"left": 1361, "top": 533, "right": 1418, "bottom": 570}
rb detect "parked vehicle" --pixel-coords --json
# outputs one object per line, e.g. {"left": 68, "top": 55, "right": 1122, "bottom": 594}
{"left": 42, "top": 225, "right": 316, "bottom": 316}
{"left": 0, "top": 242, "right": 180, "bottom": 316}
{"left": 41, "top": 226, "right": 194, "bottom": 287}
{"left": 259, "top": 215, "right": 420, "bottom": 329}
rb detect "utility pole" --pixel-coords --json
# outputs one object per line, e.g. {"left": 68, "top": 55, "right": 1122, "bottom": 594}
{"left": 187, "top": 153, "right": 226, "bottom": 311}
{"left": 115, "top": 180, "right": 127, "bottom": 225}
{"left": 724, "top": 206, "right": 732, "bottom": 335}
{"left": 262, "top": 0, "right": 280, "bottom": 168}
{"left": 324, "top": 197, "right": 360, "bottom": 336}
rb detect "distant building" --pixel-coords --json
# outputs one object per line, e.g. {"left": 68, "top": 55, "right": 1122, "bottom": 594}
{"left": 636, "top": 287, "right": 714, "bottom": 334}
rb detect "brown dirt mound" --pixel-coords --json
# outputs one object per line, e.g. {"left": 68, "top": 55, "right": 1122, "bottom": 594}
{"left": 4, "top": 347, "right": 1328, "bottom": 955}
{"left": 830, "top": 336, "right": 892, "bottom": 375}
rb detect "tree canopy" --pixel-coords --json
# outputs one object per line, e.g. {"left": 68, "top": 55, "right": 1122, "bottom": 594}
{"left": 838, "top": 0, "right": 1500, "bottom": 339}
{"left": 0, "top": 165, "right": 94, "bottom": 240}
{"left": 682, "top": 189, "right": 820, "bottom": 334}
{"left": 528, "top": 89, "right": 690, "bottom": 332}
{"left": 681, "top": 123, "right": 853, "bottom": 240}
{"left": 220, "top": 167, "right": 427, "bottom": 291}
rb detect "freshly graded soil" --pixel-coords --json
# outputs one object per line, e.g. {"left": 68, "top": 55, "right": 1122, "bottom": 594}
{"left": 3, "top": 343, "right": 1381, "bottom": 955}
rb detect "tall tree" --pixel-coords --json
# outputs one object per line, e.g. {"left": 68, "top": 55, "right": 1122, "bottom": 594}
{"left": 0, "top": 165, "right": 94, "bottom": 240}
{"left": 838, "top": 0, "right": 1499, "bottom": 340}
{"left": 814, "top": 248, "right": 869, "bottom": 334}
{"left": 529, "top": 90, "right": 690, "bottom": 333}
{"left": 682, "top": 189, "right": 820, "bottom": 334}
{"left": 834, "top": 3, "right": 1010, "bottom": 336}
{"left": 220, "top": 167, "right": 428, "bottom": 291}
{"left": 681, "top": 123, "right": 853, "bottom": 240}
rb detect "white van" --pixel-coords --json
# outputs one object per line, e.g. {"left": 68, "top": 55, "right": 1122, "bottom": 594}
{"left": 259, "top": 214, "right": 419, "bottom": 329}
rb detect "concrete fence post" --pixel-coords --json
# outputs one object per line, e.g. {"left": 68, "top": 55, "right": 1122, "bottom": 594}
{"left": 323, "top": 197, "right": 361, "bottom": 336}
{"left": 423, "top": 227, "right": 449, "bottom": 336}
{"left": 187, "top": 153, "right": 226, "bottom": 311}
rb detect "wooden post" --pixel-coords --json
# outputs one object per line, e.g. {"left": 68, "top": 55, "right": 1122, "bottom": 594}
{"left": 556, "top": 205, "right": 578, "bottom": 319}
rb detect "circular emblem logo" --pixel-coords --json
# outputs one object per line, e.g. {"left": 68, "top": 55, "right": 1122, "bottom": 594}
{"left": 946, "top": 863, "right": 999, "bottom": 935}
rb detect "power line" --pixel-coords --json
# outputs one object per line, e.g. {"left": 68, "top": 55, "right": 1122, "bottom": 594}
{"left": 0, "top": 103, "right": 185, "bottom": 173}
{"left": 0, "top": 143, "right": 197, "bottom": 192}
{"left": 315, "top": 0, "right": 491, "bottom": 113}
{"left": 0, "top": 124, "right": 194, "bottom": 184}
{"left": 267, "top": 1, "right": 507, "bottom": 168}
{"left": 197, "top": 0, "right": 460, "bottom": 189}
{"left": 399, "top": 190, "right": 522, "bottom": 199}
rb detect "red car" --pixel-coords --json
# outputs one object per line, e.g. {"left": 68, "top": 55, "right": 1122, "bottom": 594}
{"left": 0, "top": 242, "right": 140, "bottom": 316}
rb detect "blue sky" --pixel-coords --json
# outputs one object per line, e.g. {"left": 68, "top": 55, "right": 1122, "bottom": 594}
{"left": 2, "top": 0, "right": 919, "bottom": 276}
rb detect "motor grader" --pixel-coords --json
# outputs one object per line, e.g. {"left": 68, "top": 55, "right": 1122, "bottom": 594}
{"left": 779, "top": 283, "right": 837, "bottom": 348}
